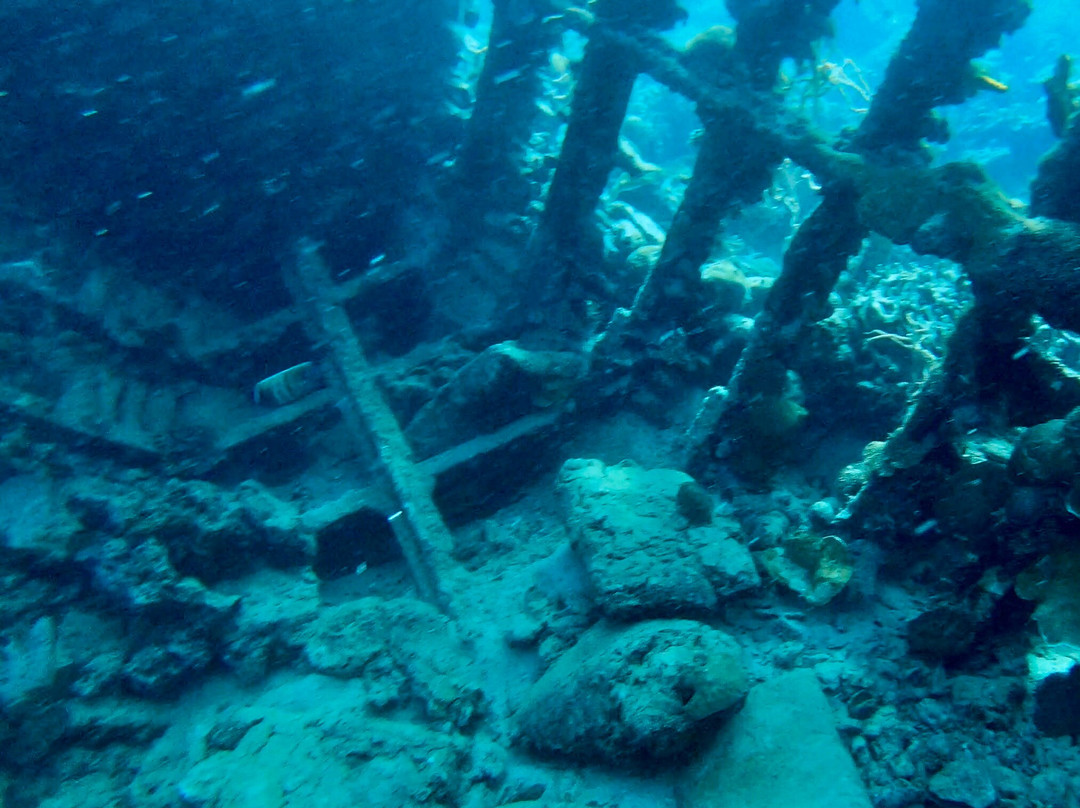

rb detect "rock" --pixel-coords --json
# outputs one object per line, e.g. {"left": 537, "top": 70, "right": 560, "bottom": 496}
{"left": 679, "top": 668, "right": 872, "bottom": 808}
{"left": 219, "top": 569, "right": 321, "bottom": 682}
{"left": 514, "top": 619, "right": 747, "bottom": 763}
{"left": 206, "top": 715, "right": 264, "bottom": 751}
{"left": 809, "top": 498, "right": 838, "bottom": 528}
{"left": 71, "top": 477, "right": 313, "bottom": 586}
{"left": 1015, "top": 550, "right": 1080, "bottom": 649}
{"left": 66, "top": 699, "right": 169, "bottom": 747}
{"left": 949, "top": 674, "right": 1024, "bottom": 725}
{"left": 906, "top": 605, "right": 979, "bottom": 661}
{"left": 81, "top": 537, "right": 239, "bottom": 620}
{"left": 301, "top": 596, "right": 484, "bottom": 728}
{"left": 1030, "top": 770, "right": 1078, "bottom": 808}
{"left": 56, "top": 611, "right": 126, "bottom": 694}
{"left": 132, "top": 697, "right": 472, "bottom": 808}
{"left": 405, "top": 342, "right": 586, "bottom": 459}
{"left": 74, "top": 535, "right": 242, "bottom": 698}
{"left": 676, "top": 481, "right": 715, "bottom": 526}
{"left": 698, "top": 538, "right": 762, "bottom": 600}
{"left": 1033, "top": 663, "right": 1080, "bottom": 737}
{"left": 928, "top": 758, "right": 997, "bottom": 808}
{"left": 121, "top": 630, "right": 216, "bottom": 698}
{"left": 0, "top": 615, "right": 61, "bottom": 706}
{"left": 496, "top": 778, "right": 547, "bottom": 805}
{"left": 0, "top": 474, "right": 81, "bottom": 562}
{"left": 757, "top": 532, "right": 854, "bottom": 606}
{"left": 556, "top": 459, "right": 759, "bottom": 618}
{"left": 71, "top": 651, "right": 125, "bottom": 698}
{"left": 0, "top": 700, "right": 70, "bottom": 767}
{"left": 140, "top": 479, "right": 312, "bottom": 585}
{"left": 702, "top": 258, "right": 751, "bottom": 312}
{"left": 1008, "top": 418, "right": 1077, "bottom": 485}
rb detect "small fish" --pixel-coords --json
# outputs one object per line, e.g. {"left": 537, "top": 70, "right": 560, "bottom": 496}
{"left": 241, "top": 78, "right": 277, "bottom": 98}
{"left": 494, "top": 68, "right": 525, "bottom": 85}
{"left": 462, "top": 34, "right": 487, "bottom": 55}
{"left": 974, "top": 73, "right": 1008, "bottom": 93}
{"left": 550, "top": 52, "right": 571, "bottom": 75}
{"left": 253, "top": 361, "right": 321, "bottom": 406}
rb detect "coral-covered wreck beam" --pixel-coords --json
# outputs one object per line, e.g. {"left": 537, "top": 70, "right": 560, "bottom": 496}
{"left": 1031, "top": 96, "right": 1080, "bottom": 225}
{"left": 851, "top": 0, "right": 1032, "bottom": 158}
{"left": 604, "top": 0, "right": 842, "bottom": 333}
{"left": 784, "top": 139, "right": 1080, "bottom": 336}
{"left": 626, "top": 26, "right": 782, "bottom": 329}
{"left": 578, "top": 5, "right": 1076, "bottom": 338}
{"left": 725, "top": 0, "right": 842, "bottom": 89}
{"left": 535, "top": 0, "right": 687, "bottom": 264}
{"left": 454, "top": 0, "right": 561, "bottom": 232}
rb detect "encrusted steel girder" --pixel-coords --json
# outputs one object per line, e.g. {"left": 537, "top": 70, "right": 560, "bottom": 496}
{"left": 285, "top": 241, "right": 460, "bottom": 614}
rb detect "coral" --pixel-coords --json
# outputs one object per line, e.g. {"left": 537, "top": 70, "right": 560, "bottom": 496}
{"left": 1031, "top": 79, "right": 1080, "bottom": 224}
{"left": 796, "top": 57, "right": 873, "bottom": 115}
{"left": 1016, "top": 550, "right": 1080, "bottom": 651}
{"left": 681, "top": 25, "right": 738, "bottom": 89}
{"left": 726, "top": 394, "right": 810, "bottom": 481}
{"left": 701, "top": 259, "right": 751, "bottom": 312}
{"left": 758, "top": 531, "right": 854, "bottom": 606}
{"left": 851, "top": 0, "right": 1032, "bottom": 157}
{"left": 1008, "top": 418, "right": 1077, "bottom": 485}
{"left": 302, "top": 596, "right": 484, "bottom": 728}
{"left": 1042, "top": 54, "right": 1079, "bottom": 139}
{"left": 833, "top": 158, "right": 1024, "bottom": 268}
{"left": 725, "top": 0, "right": 843, "bottom": 88}
{"left": 676, "top": 481, "right": 715, "bottom": 526}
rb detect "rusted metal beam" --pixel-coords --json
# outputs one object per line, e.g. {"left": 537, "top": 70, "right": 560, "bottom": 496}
{"left": 284, "top": 240, "right": 460, "bottom": 615}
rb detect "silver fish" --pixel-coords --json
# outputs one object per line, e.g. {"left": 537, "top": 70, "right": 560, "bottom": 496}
{"left": 253, "top": 362, "right": 320, "bottom": 406}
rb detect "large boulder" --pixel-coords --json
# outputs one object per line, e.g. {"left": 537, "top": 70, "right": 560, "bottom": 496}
{"left": 556, "top": 459, "right": 759, "bottom": 618}
{"left": 514, "top": 619, "right": 747, "bottom": 763}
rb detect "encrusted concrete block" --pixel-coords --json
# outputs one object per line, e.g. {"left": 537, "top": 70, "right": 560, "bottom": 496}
{"left": 678, "top": 668, "right": 872, "bottom": 808}
{"left": 556, "top": 459, "right": 759, "bottom": 618}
